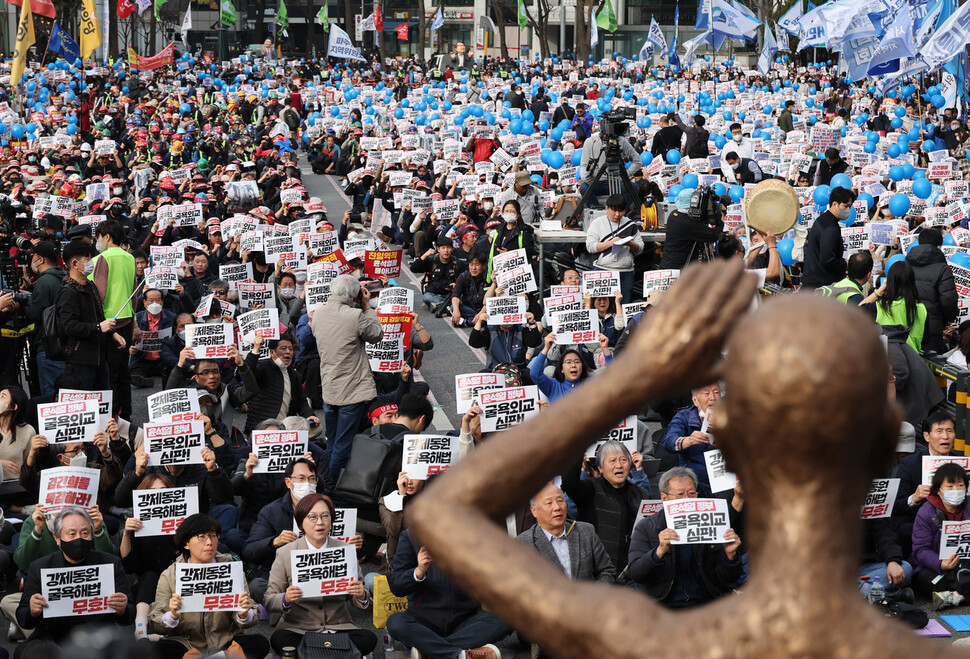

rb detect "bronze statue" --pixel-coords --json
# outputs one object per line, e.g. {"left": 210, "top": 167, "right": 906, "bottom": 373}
{"left": 408, "top": 260, "right": 963, "bottom": 658}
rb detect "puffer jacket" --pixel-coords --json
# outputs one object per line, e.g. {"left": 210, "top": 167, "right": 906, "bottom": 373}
{"left": 906, "top": 243, "right": 958, "bottom": 354}
{"left": 311, "top": 291, "right": 384, "bottom": 406}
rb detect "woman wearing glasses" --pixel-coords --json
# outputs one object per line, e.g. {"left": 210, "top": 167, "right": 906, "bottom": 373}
{"left": 264, "top": 492, "right": 376, "bottom": 656}
{"left": 149, "top": 513, "right": 269, "bottom": 659}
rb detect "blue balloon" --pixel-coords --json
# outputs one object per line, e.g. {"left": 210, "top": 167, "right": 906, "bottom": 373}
{"left": 330, "top": 107, "right": 340, "bottom": 117}
{"left": 889, "top": 165, "right": 904, "bottom": 182}
{"left": 640, "top": 152, "right": 653, "bottom": 167}
{"left": 682, "top": 173, "right": 699, "bottom": 189}
{"left": 776, "top": 238, "right": 796, "bottom": 266}
{"left": 944, "top": 232, "right": 957, "bottom": 246}
{"left": 888, "top": 144, "right": 901, "bottom": 158}
{"left": 66, "top": 124, "right": 76, "bottom": 135}
{"left": 902, "top": 163, "right": 915, "bottom": 179}
{"left": 951, "top": 252, "right": 970, "bottom": 269}
{"left": 10, "top": 125, "right": 24, "bottom": 139}
{"left": 713, "top": 182, "right": 726, "bottom": 196}
{"left": 510, "top": 119, "right": 522, "bottom": 135}
{"left": 857, "top": 193, "right": 874, "bottom": 210}
{"left": 669, "top": 184, "right": 685, "bottom": 199}
{"left": 813, "top": 185, "right": 831, "bottom": 206}
{"left": 912, "top": 177, "right": 932, "bottom": 199}
{"left": 665, "top": 149, "right": 681, "bottom": 165}
{"left": 571, "top": 150, "right": 582, "bottom": 166}
{"left": 548, "top": 151, "right": 565, "bottom": 169}
{"left": 894, "top": 106, "right": 906, "bottom": 118}
{"left": 864, "top": 142, "right": 877, "bottom": 154}
{"left": 888, "top": 193, "right": 911, "bottom": 217}
{"left": 729, "top": 186, "right": 744, "bottom": 203}
{"left": 830, "top": 174, "right": 852, "bottom": 190}
{"left": 885, "top": 254, "right": 906, "bottom": 275}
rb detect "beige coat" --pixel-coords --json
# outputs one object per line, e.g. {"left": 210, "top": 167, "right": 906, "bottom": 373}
{"left": 264, "top": 536, "right": 368, "bottom": 633}
{"left": 0, "top": 424, "right": 34, "bottom": 474}
{"left": 148, "top": 553, "right": 256, "bottom": 652}
{"left": 311, "top": 293, "right": 383, "bottom": 406}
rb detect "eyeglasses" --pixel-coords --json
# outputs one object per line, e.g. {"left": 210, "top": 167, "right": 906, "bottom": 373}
{"left": 197, "top": 369, "right": 220, "bottom": 377}
{"left": 193, "top": 532, "right": 219, "bottom": 543}
{"left": 665, "top": 490, "right": 698, "bottom": 498}
{"left": 62, "top": 447, "right": 84, "bottom": 457}
{"left": 305, "top": 513, "right": 331, "bottom": 523}
{"left": 211, "top": 289, "right": 228, "bottom": 296}
{"left": 289, "top": 475, "right": 318, "bottom": 483}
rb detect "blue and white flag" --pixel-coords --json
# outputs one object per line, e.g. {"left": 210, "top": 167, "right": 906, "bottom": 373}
{"left": 48, "top": 22, "right": 81, "bottom": 63}
{"left": 777, "top": 1, "right": 802, "bottom": 35}
{"left": 775, "top": 24, "right": 789, "bottom": 51}
{"left": 431, "top": 6, "right": 444, "bottom": 32}
{"left": 917, "top": 0, "right": 970, "bottom": 73}
{"left": 757, "top": 24, "right": 778, "bottom": 73}
{"left": 710, "top": 0, "right": 761, "bottom": 39}
{"left": 866, "top": 4, "right": 913, "bottom": 75}
{"left": 669, "top": 2, "right": 681, "bottom": 65}
{"left": 639, "top": 36, "right": 654, "bottom": 60}
{"left": 327, "top": 24, "right": 366, "bottom": 61}
{"left": 591, "top": 7, "right": 599, "bottom": 47}
{"left": 795, "top": 3, "right": 827, "bottom": 50}
{"left": 649, "top": 17, "right": 668, "bottom": 53}
{"left": 696, "top": 0, "right": 711, "bottom": 29}
{"left": 816, "top": 0, "right": 871, "bottom": 50}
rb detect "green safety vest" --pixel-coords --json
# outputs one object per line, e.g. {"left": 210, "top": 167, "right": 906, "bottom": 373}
{"left": 499, "top": 70, "right": 508, "bottom": 79}
{"left": 817, "top": 277, "right": 862, "bottom": 304}
{"left": 90, "top": 246, "right": 136, "bottom": 320}
{"left": 486, "top": 231, "right": 524, "bottom": 284}
{"left": 321, "top": 70, "right": 330, "bottom": 80}
{"left": 432, "top": 69, "right": 443, "bottom": 79}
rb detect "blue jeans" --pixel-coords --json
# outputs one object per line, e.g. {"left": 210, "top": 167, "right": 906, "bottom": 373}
{"left": 323, "top": 401, "right": 367, "bottom": 482}
{"left": 35, "top": 348, "right": 64, "bottom": 397}
{"left": 858, "top": 560, "right": 913, "bottom": 597}
{"left": 457, "top": 303, "right": 478, "bottom": 322}
{"left": 223, "top": 527, "right": 249, "bottom": 555}
{"left": 387, "top": 609, "right": 511, "bottom": 659}
{"left": 594, "top": 267, "right": 635, "bottom": 309}
{"left": 423, "top": 291, "right": 447, "bottom": 308}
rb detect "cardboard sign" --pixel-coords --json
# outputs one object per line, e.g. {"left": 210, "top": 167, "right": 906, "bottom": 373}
{"left": 921, "top": 455, "right": 970, "bottom": 485}
{"left": 582, "top": 271, "right": 620, "bottom": 297}
{"left": 147, "top": 389, "right": 201, "bottom": 423}
{"left": 634, "top": 500, "right": 665, "bottom": 527}
{"left": 144, "top": 420, "right": 205, "bottom": 466}
{"left": 237, "top": 308, "right": 281, "bottom": 342}
{"left": 643, "top": 269, "right": 680, "bottom": 293}
{"left": 585, "top": 415, "right": 638, "bottom": 458}
{"left": 41, "top": 564, "right": 115, "bottom": 618}
{"left": 377, "top": 287, "right": 414, "bottom": 312}
{"left": 486, "top": 296, "right": 528, "bottom": 326}
{"left": 552, "top": 308, "right": 599, "bottom": 344}
{"left": 290, "top": 544, "right": 358, "bottom": 597}
{"left": 176, "top": 562, "right": 245, "bottom": 612}
{"left": 145, "top": 266, "right": 178, "bottom": 291}
{"left": 57, "top": 390, "right": 112, "bottom": 429}
{"left": 185, "top": 323, "right": 235, "bottom": 359}
{"left": 494, "top": 264, "right": 537, "bottom": 296}
{"left": 703, "top": 449, "right": 737, "bottom": 493}
{"left": 477, "top": 386, "right": 541, "bottom": 433}
{"left": 860, "top": 478, "right": 900, "bottom": 519}
{"left": 38, "top": 467, "right": 100, "bottom": 512}
{"left": 403, "top": 434, "right": 461, "bottom": 479}
{"left": 364, "top": 249, "right": 403, "bottom": 277}
{"left": 37, "top": 400, "right": 99, "bottom": 444}
{"left": 133, "top": 486, "right": 200, "bottom": 536}
{"left": 236, "top": 282, "right": 276, "bottom": 310}
{"left": 663, "top": 498, "right": 731, "bottom": 545}
{"left": 252, "top": 430, "right": 308, "bottom": 474}
{"left": 329, "top": 508, "right": 358, "bottom": 544}
{"left": 454, "top": 373, "right": 504, "bottom": 414}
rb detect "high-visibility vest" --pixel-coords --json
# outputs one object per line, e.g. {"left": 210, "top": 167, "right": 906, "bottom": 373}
{"left": 817, "top": 277, "right": 862, "bottom": 304}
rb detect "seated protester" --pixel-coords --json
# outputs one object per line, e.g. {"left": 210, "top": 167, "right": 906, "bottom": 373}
{"left": 586, "top": 292, "right": 623, "bottom": 348}
{"left": 183, "top": 251, "right": 218, "bottom": 304}
{"left": 662, "top": 383, "right": 721, "bottom": 497}
{"left": 0, "top": 386, "right": 34, "bottom": 487}
{"left": 243, "top": 458, "right": 350, "bottom": 602}
{"left": 722, "top": 150, "right": 765, "bottom": 184}
{"left": 378, "top": 470, "right": 425, "bottom": 575}
{"left": 452, "top": 225, "right": 480, "bottom": 271}
{"left": 264, "top": 493, "right": 375, "bottom": 656}
{"left": 120, "top": 473, "right": 179, "bottom": 639}
{"left": 627, "top": 467, "right": 743, "bottom": 608}
{"left": 468, "top": 307, "right": 542, "bottom": 377}
{"left": 14, "top": 503, "right": 116, "bottom": 573}
{"left": 242, "top": 333, "right": 320, "bottom": 435}
{"left": 148, "top": 514, "right": 268, "bottom": 659}
{"left": 20, "top": 434, "right": 123, "bottom": 516}
{"left": 859, "top": 517, "right": 913, "bottom": 602}
{"left": 411, "top": 235, "right": 461, "bottom": 314}
{"left": 561, "top": 440, "right": 650, "bottom": 573}
{"left": 269, "top": 266, "right": 306, "bottom": 330}
{"left": 17, "top": 507, "right": 134, "bottom": 654}
{"left": 530, "top": 333, "right": 594, "bottom": 402}
{"left": 129, "top": 288, "right": 177, "bottom": 388}
{"left": 893, "top": 411, "right": 957, "bottom": 555}
{"left": 450, "top": 251, "right": 488, "bottom": 327}
{"left": 160, "top": 313, "right": 194, "bottom": 371}
{"left": 388, "top": 530, "right": 510, "bottom": 658}
{"left": 517, "top": 482, "right": 615, "bottom": 582}
{"left": 910, "top": 463, "right": 970, "bottom": 607}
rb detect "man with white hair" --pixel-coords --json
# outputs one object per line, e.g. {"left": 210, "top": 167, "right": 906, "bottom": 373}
{"left": 311, "top": 274, "right": 384, "bottom": 481}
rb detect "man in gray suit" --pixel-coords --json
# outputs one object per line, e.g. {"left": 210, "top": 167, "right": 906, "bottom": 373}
{"left": 443, "top": 41, "right": 471, "bottom": 72}
{"left": 517, "top": 482, "right": 615, "bottom": 582}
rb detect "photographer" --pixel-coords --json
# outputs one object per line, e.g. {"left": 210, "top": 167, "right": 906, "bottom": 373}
{"left": 659, "top": 189, "right": 725, "bottom": 270}
{"left": 580, "top": 122, "right": 642, "bottom": 205}
{"left": 24, "top": 242, "right": 66, "bottom": 396}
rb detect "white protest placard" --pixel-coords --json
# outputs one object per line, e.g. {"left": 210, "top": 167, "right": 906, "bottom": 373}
{"left": 402, "top": 434, "right": 461, "bottom": 479}
{"left": 343, "top": 237, "right": 373, "bottom": 262}
{"left": 94, "top": 139, "right": 115, "bottom": 155}
{"left": 265, "top": 235, "right": 298, "bottom": 265}
{"left": 145, "top": 266, "right": 178, "bottom": 291}
{"left": 454, "top": 373, "right": 504, "bottom": 414}
{"left": 663, "top": 498, "right": 732, "bottom": 544}
{"left": 366, "top": 334, "right": 405, "bottom": 373}
{"left": 252, "top": 430, "right": 308, "bottom": 473}
{"left": 552, "top": 308, "right": 598, "bottom": 345}
{"left": 841, "top": 225, "right": 871, "bottom": 258}
{"left": 37, "top": 400, "right": 99, "bottom": 444}
{"left": 237, "top": 307, "right": 281, "bottom": 342}
{"left": 185, "top": 323, "right": 235, "bottom": 360}
{"left": 77, "top": 215, "right": 105, "bottom": 236}
{"left": 176, "top": 562, "right": 245, "bottom": 612}
{"left": 329, "top": 508, "right": 358, "bottom": 544}
{"left": 643, "top": 269, "right": 680, "bottom": 293}
{"left": 703, "top": 449, "right": 737, "bottom": 493}
{"left": 493, "top": 248, "right": 528, "bottom": 274}
{"left": 57, "top": 389, "right": 112, "bottom": 429}
{"left": 477, "top": 386, "right": 541, "bottom": 433}
{"left": 543, "top": 292, "right": 582, "bottom": 317}
{"left": 172, "top": 203, "right": 203, "bottom": 228}
{"left": 860, "top": 478, "right": 900, "bottom": 519}
{"left": 147, "top": 388, "right": 201, "bottom": 422}
{"left": 485, "top": 296, "right": 528, "bottom": 325}
{"left": 495, "top": 264, "right": 537, "bottom": 296}
{"left": 41, "top": 564, "right": 115, "bottom": 618}
{"left": 150, "top": 246, "right": 185, "bottom": 268}
{"left": 305, "top": 282, "right": 331, "bottom": 313}
{"left": 307, "top": 231, "right": 340, "bottom": 258}
{"left": 921, "top": 455, "right": 970, "bottom": 485}
{"left": 38, "top": 467, "right": 100, "bottom": 512}
{"left": 377, "top": 287, "right": 415, "bottom": 312}
{"left": 582, "top": 271, "right": 620, "bottom": 297}
{"left": 135, "top": 327, "right": 172, "bottom": 354}
{"left": 236, "top": 282, "right": 276, "bottom": 310}
{"left": 133, "top": 486, "right": 200, "bottom": 536}
{"left": 290, "top": 544, "right": 358, "bottom": 597}
{"left": 952, "top": 263, "right": 970, "bottom": 298}
{"left": 635, "top": 500, "right": 665, "bottom": 527}
{"left": 585, "top": 415, "right": 638, "bottom": 458}
{"left": 144, "top": 420, "right": 205, "bottom": 466}
{"left": 550, "top": 285, "right": 581, "bottom": 297}
{"left": 941, "top": 520, "right": 970, "bottom": 560}
{"left": 219, "top": 262, "right": 254, "bottom": 287}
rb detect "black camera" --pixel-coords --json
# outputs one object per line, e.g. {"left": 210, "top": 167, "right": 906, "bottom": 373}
{"left": 600, "top": 107, "right": 636, "bottom": 139}
{"left": 1, "top": 289, "right": 30, "bottom": 305}
{"left": 688, "top": 186, "right": 723, "bottom": 225}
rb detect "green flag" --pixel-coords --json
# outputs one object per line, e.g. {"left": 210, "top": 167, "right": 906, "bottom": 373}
{"left": 596, "top": 0, "right": 617, "bottom": 32}
{"left": 154, "top": 0, "right": 166, "bottom": 21}
{"left": 517, "top": 0, "right": 528, "bottom": 28}
{"left": 220, "top": 0, "right": 237, "bottom": 26}
{"left": 277, "top": 0, "right": 289, "bottom": 31}
{"left": 316, "top": 2, "right": 329, "bottom": 30}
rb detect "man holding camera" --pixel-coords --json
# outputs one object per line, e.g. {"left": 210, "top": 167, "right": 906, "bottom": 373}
{"left": 24, "top": 241, "right": 66, "bottom": 396}
{"left": 580, "top": 121, "right": 642, "bottom": 204}
{"left": 659, "top": 189, "right": 726, "bottom": 270}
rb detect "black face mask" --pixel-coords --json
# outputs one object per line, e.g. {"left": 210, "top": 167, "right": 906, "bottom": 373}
{"left": 60, "top": 537, "right": 94, "bottom": 562}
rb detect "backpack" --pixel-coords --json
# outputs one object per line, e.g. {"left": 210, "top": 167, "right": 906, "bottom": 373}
{"left": 43, "top": 304, "right": 71, "bottom": 360}
{"left": 282, "top": 107, "right": 300, "bottom": 130}
{"left": 333, "top": 426, "right": 404, "bottom": 507}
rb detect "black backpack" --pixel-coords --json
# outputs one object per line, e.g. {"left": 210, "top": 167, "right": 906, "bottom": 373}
{"left": 42, "top": 304, "right": 71, "bottom": 360}
{"left": 333, "top": 426, "right": 404, "bottom": 507}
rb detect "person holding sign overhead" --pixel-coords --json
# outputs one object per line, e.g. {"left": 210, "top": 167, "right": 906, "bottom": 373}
{"left": 148, "top": 513, "right": 268, "bottom": 659}
{"left": 264, "top": 492, "right": 376, "bottom": 656}
{"left": 16, "top": 507, "right": 134, "bottom": 654}
{"left": 662, "top": 383, "right": 722, "bottom": 497}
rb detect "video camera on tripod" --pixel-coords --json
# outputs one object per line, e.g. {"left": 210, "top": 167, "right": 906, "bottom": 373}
{"left": 687, "top": 186, "right": 724, "bottom": 226}
{"left": 599, "top": 107, "right": 636, "bottom": 141}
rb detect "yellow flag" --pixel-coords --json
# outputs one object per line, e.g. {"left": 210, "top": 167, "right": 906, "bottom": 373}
{"left": 80, "top": 0, "right": 101, "bottom": 60}
{"left": 10, "top": 0, "right": 35, "bottom": 86}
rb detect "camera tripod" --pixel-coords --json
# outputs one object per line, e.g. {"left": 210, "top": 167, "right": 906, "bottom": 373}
{"left": 565, "top": 136, "right": 643, "bottom": 228}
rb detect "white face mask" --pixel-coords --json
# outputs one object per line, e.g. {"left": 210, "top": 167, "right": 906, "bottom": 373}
{"left": 69, "top": 452, "right": 87, "bottom": 468}
{"left": 291, "top": 481, "right": 314, "bottom": 501}
{"left": 503, "top": 212, "right": 518, "bottom": 223}
{"left": 483, "top": 201, "right": 493, "bottom": 211}
{"left": 732, "top": 134, "right": 742, "bottom": 142}
{"left": 295, "top": 285, "right": 304, "bottom": 297}
{"left": 273, "top": 356, "right": 287, "bottom": 369}
{"left": 82, "top": 260, "right": 95, "bottom": 276}
{"left": 146, "top": 303, "right": 162, "bottom": 315}
{"left": 838, "top": 207, "right": 851, "bottom": 220}
{"left": 177, "top": 329, "right": 186, "bottom": 342}
{"left": 279, "top": 287, "right": 296, "bottom": 300}
{"left": 943, "top": 489, "right": 967, "bottom": 507}
{"left": 95, "top": 240, "right": 106, "bottom": 253}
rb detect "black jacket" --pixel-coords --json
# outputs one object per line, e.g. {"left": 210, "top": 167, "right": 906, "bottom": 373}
{"left": 659, "top": 210, "right": 724, "bottom": 270}
{"left": 802, "top": 210, "right": 846, "bottom": 288}
{"left": 814, "top": 158, "right": 849, "bottom": 186}
{"left": 243, "top": 352, "right": 314, "bottom": 434}
{"left": 861, "top": 518, "right": 905, "bottom": 566}
{"left": 54, "top": 275, "right": 108, "bottom": 366}
{"left": 906, "top": 244, "right": 958, "bottom": 354}
{"left": 410, "top": 254, "right": 460, "bottom": 296}
{"left": 651, "top": 125, "right": 684, "bottom": 157}
{"left": 26, "top": 266, "right": 67, "bottom": 339}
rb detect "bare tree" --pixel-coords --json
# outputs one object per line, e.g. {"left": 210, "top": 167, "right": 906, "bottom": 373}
{"left": 575, "top": 0, "right": 588, "bottom": 61}
{"left": 416, "top": 0, "right": 426, "bottom": 56}
{"left": 520, "top": 0, "right": 553, "bottom": 60}
{"left": 109, "top": 0, "right": 118, "bottom": 58}
{"left": 491, "top": 0, "right": 509, "bottom": 58}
